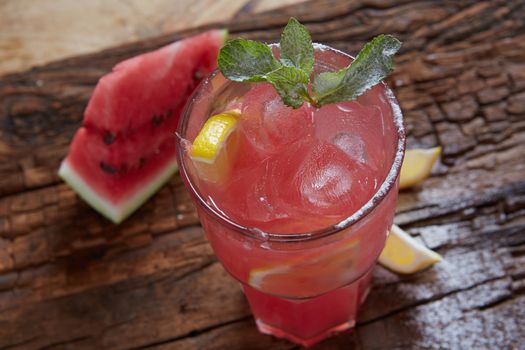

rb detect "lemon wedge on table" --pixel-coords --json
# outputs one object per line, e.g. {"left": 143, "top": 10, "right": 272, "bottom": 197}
{"left": 379, "top": 225, "right": 442, "bottom": 274}
{"left": 399, "top": 147, "right": 442, "bottom": 189}
{"left": 189, "top": 109, "right": 241, "bottom": 184}
{"left": 378, "top": 146, "right": 442, "bottom": 273}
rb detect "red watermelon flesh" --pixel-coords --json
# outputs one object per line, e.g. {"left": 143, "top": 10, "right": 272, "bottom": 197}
{"left": 59, "top": 30, "right": 227, "bottom": 223}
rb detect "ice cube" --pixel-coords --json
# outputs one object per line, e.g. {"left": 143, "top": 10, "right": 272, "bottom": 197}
{"left": 238, "top": 84, "right": 272, "bottom": 154}
{"left": 262, "top": 95, "right": 313, "bottom": 146}
{"left": 268, "top": 139, "right": 377, "bottom": 219}
{"left": 295, "top": 141, "right": 372, "bottom": 215}
{"left": 331, "top": 132, "right": 366, "bottom": 163}
{"left": 299, "top": 161, "right": 354, "bottom": 209}
{"left": 356, "top": 85, "right": 397, "bottom": 157}
{"left": 244, "top": 160, "right": 287, "bottom": 223}
{"left": 240, "top": 84, "right": 314, "bottom": 154}
{"left": 314, "top": 101, "right": 387, "bottom": 173}
{"left": 218, "top": 158, "right": 292, "bottom": 226}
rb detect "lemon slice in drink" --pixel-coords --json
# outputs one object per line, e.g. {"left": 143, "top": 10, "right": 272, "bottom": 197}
{"left": 399, "top": 147, "right": 441, "bottom": 189}
{"left": 379, "top": 225, "right": 441, "bottom": 274}
{"left": 248, "top": 238, "right": 360, "bottom": 297}
{"left": 189, "top": 109, "right": 241, "bottom": 183}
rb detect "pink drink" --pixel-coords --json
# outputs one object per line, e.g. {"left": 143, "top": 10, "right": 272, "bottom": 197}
{"left": 177, "top": 44, "right": 405, "bottom": 346}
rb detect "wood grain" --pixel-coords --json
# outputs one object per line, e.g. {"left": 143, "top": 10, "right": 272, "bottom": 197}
{"left": 0, "top": 0, "right": 524, "bottom": 349}
{"left": 0, "top": 0, "right": 306, "bottom": 76}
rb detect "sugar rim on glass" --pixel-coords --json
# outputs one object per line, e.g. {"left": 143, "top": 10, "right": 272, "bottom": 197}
{"left": 176, "top": 43, "right": 406, "bottom": 243}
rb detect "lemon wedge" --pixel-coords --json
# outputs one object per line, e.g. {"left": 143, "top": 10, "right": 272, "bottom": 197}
{"left": 189, "top": 109, "right": 241, "bottom": 183}
{"left": 378, "top": 224, "right": 441, "bottom": 274}
{"left": 248, "top": 238, "right": 360, "bottom": 297}
{"left": 399, "top": 147, "right": 441, "bottom": 189}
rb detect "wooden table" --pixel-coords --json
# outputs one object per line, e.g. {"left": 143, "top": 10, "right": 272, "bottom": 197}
{"left": 1, "top": 1, "right": 524, "bottom": 348}
{"left": 0, "top": 0, "right": 306, "bottom": 76}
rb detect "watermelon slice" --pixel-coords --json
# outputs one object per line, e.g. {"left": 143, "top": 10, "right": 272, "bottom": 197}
{"left": 59, "top": 29, "right": 227, "bottom": 223}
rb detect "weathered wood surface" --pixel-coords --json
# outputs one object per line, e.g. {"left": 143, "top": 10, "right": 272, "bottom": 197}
{"left": 1, "top": 0, "right": 524, "bottom": 349}
{"left": 0, "top": 0, "right": 307, "bottom": 76}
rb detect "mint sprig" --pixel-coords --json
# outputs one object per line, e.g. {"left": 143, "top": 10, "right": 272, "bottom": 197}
{"left": 217, "top": 18, "right": 401, "bottom": 109}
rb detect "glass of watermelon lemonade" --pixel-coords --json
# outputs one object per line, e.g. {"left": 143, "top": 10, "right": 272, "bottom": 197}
{"left": 176, "top": 44, "right": 405, "bottom": 347}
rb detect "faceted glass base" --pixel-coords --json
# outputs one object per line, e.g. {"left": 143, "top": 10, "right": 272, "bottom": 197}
{"left": 256, "top": 318, "right": 355, "bottom": 347}
{"left": 243, "top": 269, "right": 373, "bottom": 347}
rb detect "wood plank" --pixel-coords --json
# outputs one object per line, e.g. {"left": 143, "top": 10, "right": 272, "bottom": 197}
{"left": 0, "top": 0, "right": 307, "bottom": 76}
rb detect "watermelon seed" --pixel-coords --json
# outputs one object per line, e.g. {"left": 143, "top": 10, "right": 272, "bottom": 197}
{"left": 103, "top": 132, "right": 116, "bottom": 145}
{"left": 100, "top": 162, "right": 118, "bottom": 175}
{"left": 166, "top": 109, "right": 174, "bottom": 118}
{"left": 139, "top": 158, "right": 146, "bottom": 168}
{"left": 151, "top": 114, "right": 164, "bottom": 126}
{"left": 194, "top": 69, "right": 204, "bottom": 80}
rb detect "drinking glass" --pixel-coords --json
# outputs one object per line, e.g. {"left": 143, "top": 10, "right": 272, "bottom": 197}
{"left": 176, "top": 44, "right": 405, "bottom": 347}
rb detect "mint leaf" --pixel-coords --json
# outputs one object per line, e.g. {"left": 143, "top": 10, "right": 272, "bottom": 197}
{"left": 266, "top": 66, "right": 310, "bottom": 108}
{"left": 280, "top": 17, "right": 314, "bottom": 75}
{"left": 218, "top": 39, "right": 281, "bottom": 82}
{"left": 312, "top": 34, "right": 402, "bottom": 106}
{"left": 311, "top": 68, "right": 346, "bottom": 101}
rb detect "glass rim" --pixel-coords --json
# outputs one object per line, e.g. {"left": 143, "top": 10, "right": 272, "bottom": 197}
{"left": 176, "top": 43, "right": 406, "bottom": 243}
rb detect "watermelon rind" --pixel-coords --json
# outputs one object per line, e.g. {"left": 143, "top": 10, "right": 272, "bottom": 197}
{"left": 58, "top": 157, "right": 178, "bottom": 224}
